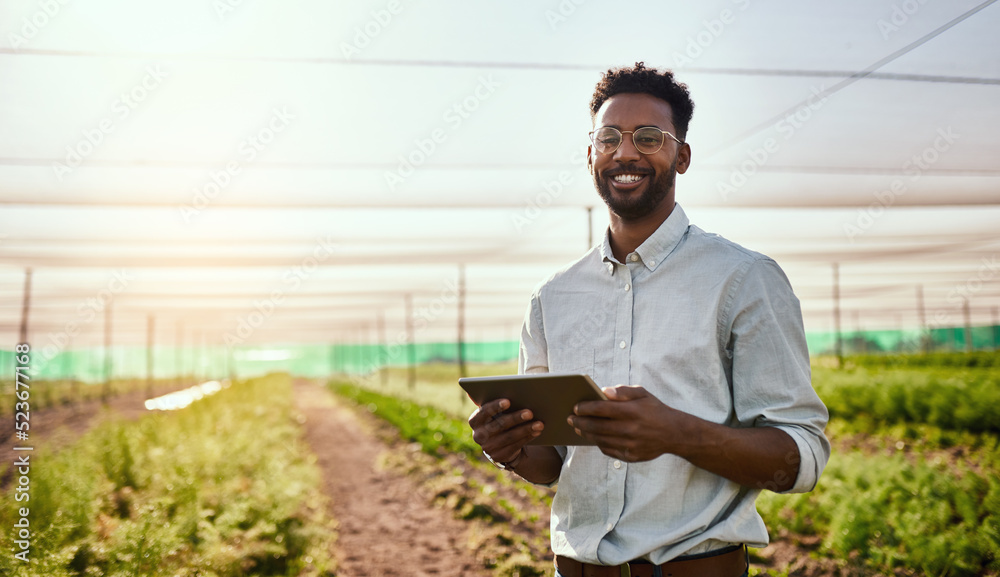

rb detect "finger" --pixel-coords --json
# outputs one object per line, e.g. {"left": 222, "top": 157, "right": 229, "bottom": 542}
{"left": 603, "top": 385, "right": 649, "bottom": 401}
{"left": 568, "top": 414, "right": 630, "bottom": 437}
{"left": 478, "top": 420, "right": 544, "bottom": 459}
{"left": 488, "top": 409, "right": 536, "bottom": 435}
{"left": 469, "top": 398, "right": 511, "bottom": 427}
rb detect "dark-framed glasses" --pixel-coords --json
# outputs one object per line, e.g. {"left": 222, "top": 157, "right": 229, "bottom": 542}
{"left": 589, "top": 126, "right": 683, "bottom": 155}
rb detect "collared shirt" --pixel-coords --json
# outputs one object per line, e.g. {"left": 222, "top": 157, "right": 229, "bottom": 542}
{"left": 518, "top": 203, "right": 830, "bottom": 565}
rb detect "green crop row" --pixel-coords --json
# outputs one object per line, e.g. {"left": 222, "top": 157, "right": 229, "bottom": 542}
{"left": 847, "top": 351, "right": 1000, "bottom": 369}
{"left": 332, "top": 382, "right": 482, "bottom": 460}
{"left": 758, "top": 450, "right": 1000, "bottom": 576}
{"left": 0, "top": 373, "right": 336, "bottom": 577}
{"left": 334, "top": 376, "right": 1000, "bottom": 576}
{"left": 813, "top": 365, "right": 1000, "bottom": 433}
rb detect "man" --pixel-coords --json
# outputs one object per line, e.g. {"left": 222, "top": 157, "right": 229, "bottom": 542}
{"left": 468, "top": 62, "right": 830, "bottom": 577}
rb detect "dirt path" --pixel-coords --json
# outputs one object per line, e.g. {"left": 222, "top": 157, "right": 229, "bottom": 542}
{"left": 292, "top": 380, "right": 492, "bottom": 577}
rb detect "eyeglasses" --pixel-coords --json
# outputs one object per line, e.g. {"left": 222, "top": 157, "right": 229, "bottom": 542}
{"left": 589, "top": 126, "right": 683, "bottom": 155}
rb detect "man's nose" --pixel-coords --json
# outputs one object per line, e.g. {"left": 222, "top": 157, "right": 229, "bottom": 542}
{"left": 613, "top": 134, "right": 641, "bottom": 162}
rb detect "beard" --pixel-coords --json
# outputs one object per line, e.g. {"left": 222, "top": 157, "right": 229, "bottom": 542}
{"left": 594, "top": 156, "right": 677, "bottom": 221}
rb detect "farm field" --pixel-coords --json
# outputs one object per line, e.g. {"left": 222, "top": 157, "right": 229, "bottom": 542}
{"left": 3, "top": 355, "right": 998, "bottom": 576}
{"left": 0, "top": 374, "right": 336, "bottom": 577}
{"left": 335, "top": 356, "right": 1000, "bottom": 577}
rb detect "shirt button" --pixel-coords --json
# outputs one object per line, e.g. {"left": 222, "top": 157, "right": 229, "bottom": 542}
{"left": 619, "top": 340, "right": 626, "bottom": 349}
{"left": 649, "top": 260, "right": 656, "bottom": 267}
{"left": 613, "top": 460, "right": 621, "bottom": 469}
{"left": 629, "top": 254, "right": 639, "bottom": 262}
{"left": 607, "top": 263, "right": 614, "bottom": 273}
{"left": 624, "top": 283, "right": 631, "bottom": 291}
{"left": 606, "top": 522, "right": 614, "bottom": 531}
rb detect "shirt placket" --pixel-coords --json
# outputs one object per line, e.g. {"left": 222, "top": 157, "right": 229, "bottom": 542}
{"left": 604, "top": 254, "right": 638, "bottom": 536}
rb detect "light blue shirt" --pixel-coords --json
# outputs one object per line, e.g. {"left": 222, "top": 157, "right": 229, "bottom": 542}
{"left": 518, "top": 204, "right": 830, "bottom": 565}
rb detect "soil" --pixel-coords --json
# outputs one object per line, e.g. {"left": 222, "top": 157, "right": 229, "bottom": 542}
{"left": 292, "top": 379, "right": 492, "bottom": 577}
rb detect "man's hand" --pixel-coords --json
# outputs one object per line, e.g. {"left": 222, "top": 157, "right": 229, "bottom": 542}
{"left": 568, "top": 384, "right": 802, "bottom": 491}
{"left": 568, "top": 385, "right": 678, "bottom": 462}
{"left": 468, "top": 398, "right": 544, "bottom": 466}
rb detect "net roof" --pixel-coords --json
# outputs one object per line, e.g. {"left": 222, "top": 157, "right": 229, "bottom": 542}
{"left": 2, "top": 0, "right": 999, "bottom": 352}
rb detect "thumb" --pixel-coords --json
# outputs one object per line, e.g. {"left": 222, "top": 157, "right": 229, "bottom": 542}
{"left": 603, "top": 385, "right": 648, "bottom": 401}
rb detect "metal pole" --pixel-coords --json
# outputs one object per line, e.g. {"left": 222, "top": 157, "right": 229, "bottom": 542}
{"left": 962, "top": 297, "right": 972, "bottom": 352}
{"left": 586, "top": 206, "right": 594, "bottom": 249}
{"left": 378, "top": 310, "right": 387, "bottom": 386}
{"left": 458, "top": 264, "right": 467, "bottom": 379}
{"left": 147, "top": 314, "right": 154, "bottom": 396}
{"left": 103, "top": 302, "right": 112, "bottom": 403}
{"left": 18, "top": 268, "right": 32, "bottom": 345}
{"left": 15, "top": 268, "right": 32, "bottom": 417}
{"left": 916, "top": 284, "right": 928, "bottom": 354}
{"left": 175, "top": 319, "right": 183, "bottom": 387}
{"left": 832, "top": 263, "right": 843, "bottom": 367}
{"left": 405, "top": 293, "right": 416, "bottom": 390}
{"left": 992, "top": 306, "right": 999, "bottom": 351}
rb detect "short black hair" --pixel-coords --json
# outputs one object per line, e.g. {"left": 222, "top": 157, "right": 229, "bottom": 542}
{"left": 589, "top": 62, "right": 695, "bottom": 141}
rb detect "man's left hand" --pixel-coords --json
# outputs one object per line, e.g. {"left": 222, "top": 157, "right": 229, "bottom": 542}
{"left": 568, "top": 385, "right": 684, "bottom": 462}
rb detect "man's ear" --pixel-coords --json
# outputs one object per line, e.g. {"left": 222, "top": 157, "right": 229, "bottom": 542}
{"left": 587, "top": 145, "right": 594, "bottom": 174}
{"left": 675, "top": 142, "right": 692, "bottom": 174}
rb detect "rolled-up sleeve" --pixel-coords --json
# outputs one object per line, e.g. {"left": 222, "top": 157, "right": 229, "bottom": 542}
{"left": 725, "top": 258, "right": 830, "bottom": 494}
{"left": 518, "top": 287, "right": 549, "bottom": 375}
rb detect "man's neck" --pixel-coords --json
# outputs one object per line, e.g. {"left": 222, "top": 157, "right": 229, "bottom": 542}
{"left": 608, "top": 202, "right": 675, "bottom": 262}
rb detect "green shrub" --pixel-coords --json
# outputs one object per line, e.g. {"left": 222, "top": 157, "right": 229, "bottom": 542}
{"left": 0, "top": 374, "right": 335, "bottom": 577}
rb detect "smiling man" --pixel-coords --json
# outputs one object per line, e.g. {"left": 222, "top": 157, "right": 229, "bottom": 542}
{"left": 468, "top": 62, "right": 830, "bottom": 577}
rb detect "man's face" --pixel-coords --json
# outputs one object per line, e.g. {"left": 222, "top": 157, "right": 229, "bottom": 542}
{"left": 588, "top": 93, "right": 690, "bottom": 221}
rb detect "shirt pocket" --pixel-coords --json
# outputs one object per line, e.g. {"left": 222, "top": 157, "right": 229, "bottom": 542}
{"left": 546, "top": 347, "right": 595, "bottom": 379}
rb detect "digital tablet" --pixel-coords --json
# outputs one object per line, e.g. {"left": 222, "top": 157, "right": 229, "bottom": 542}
{"left": 459, "top": 373, "right": 607, "bottom": 446}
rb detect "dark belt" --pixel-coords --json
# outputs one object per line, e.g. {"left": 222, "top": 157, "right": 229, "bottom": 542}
{"left": 555, "top": 544, "right": 747, "bottom": 577}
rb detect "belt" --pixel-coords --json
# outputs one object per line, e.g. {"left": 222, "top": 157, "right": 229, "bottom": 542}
{"left": 555, "top": 544, "right": 747, "bottom": 577}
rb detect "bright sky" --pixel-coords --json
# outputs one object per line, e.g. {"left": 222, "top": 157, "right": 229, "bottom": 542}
{"left": 1, "top": 0, "right": 999, "bottom": 354}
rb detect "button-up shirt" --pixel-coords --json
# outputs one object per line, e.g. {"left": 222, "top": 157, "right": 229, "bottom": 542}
{"left": 518, "top": 203, "right": 830, "bottom": 565}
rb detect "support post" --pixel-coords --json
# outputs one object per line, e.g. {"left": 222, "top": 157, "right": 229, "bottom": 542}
{"left": 147, "top": 314, "right": 154, "bottom": 396}
{"left": 103, "top": 302, "right": 112, "bottom": 403}
{"left": 458, "top": 264, "right": 467, "bottom": 379}
{"left": 963, "top": 297, "right": 972, "bottom": 353}
{"left": 378, "top": 310, "right": 387, "bottom": 387}
{"left": 916, "top": 284, "right": 928, "bottom": 353}
{"left": 405, "top": 293, "right": 416, "bottom": 390}
{"left": 832, "top": 263, "right": 843, "bottom": 368}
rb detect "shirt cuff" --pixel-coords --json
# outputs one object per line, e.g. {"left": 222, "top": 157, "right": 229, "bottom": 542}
{"left": 774, "top": 425, "right": 822, "bottom": 494}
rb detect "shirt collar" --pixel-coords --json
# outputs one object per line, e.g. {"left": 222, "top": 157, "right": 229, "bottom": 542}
{"left": 600, "top": 203, "right": 690, "bottom": 272}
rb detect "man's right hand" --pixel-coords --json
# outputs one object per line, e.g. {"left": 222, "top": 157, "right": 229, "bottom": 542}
{"left": 468, "top": 398, "right": 544, "bottom": 467}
